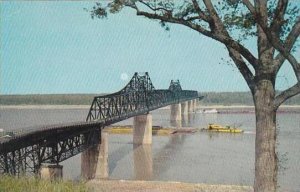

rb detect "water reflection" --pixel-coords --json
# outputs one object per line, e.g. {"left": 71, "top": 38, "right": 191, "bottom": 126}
{"left": 133, "top": 144, "right": 153, "bottom": 180}
{"left": 109, "top": 143, "right": 132, "bottom": 175}
{"left": 153, "top": 134, "right": 187, "bottom": 178}
{"left": 182, "top": 113, "right": 195, "bottom": 127}
{"left": 170, "top": 120, "right": 182, "bottom": 128}
{"left": 132, "top": 134, "right": 188, "bottom": 181}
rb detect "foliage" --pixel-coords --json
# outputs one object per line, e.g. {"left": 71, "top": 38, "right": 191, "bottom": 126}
{"left": 0, "top": 94, "right": 98, "bottom": 105}
{"left": 200, "top": 91, "right": 300, "bottom": 105}
{"left": 0, "top": 175, "right": 88, "bottom": 192}
{"left": 88, "top": 0, "right": 299, "bottom": 43}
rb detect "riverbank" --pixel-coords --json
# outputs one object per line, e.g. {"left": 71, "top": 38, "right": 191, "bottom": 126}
{"left": 105, "top": 126, "right": 197, "bottom": 135}
{"left": 87, "top": 179, "right": 253, "bottom": 192}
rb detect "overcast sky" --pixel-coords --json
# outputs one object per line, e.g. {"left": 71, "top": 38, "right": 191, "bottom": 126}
{"left": 1, "top": 1, "right": 298, "bottom": 94}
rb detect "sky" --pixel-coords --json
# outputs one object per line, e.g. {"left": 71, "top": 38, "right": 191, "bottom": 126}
{"left": 1, "top": 1, "right": 298, "bottom": 95}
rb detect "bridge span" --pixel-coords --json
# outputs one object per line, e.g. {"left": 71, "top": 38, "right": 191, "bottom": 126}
{"left": 0, "top": 72, "right": 200, "bottom": 177}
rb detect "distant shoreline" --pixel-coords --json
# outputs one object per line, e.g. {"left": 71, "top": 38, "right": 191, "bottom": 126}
{"left": 1, "top": 104, "right": 299, "bottom": 110}
{"left": 0, "top": 105, "right": 91, "bottom": 109}
{"left": 1, "top": 92, "right": 299, "bottom": 106}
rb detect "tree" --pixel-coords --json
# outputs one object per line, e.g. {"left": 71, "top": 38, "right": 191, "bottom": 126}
{"left": 88, "top": 0, "right": 300, "bottom": 191}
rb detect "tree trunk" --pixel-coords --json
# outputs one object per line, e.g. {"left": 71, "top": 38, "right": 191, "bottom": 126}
{"left": 253, "top": 79, "right": 278, "bottom": 192}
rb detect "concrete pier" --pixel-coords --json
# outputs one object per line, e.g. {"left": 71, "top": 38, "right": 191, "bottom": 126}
{"left": 170, "top": 103, "right": 182, "bottom": 122}
{"left": 193, "top": 99, "right": 198, "bottom": 112}
{"left": 39, "top": 164, "right": 63, "bottom": 180}
{"left": 170, "top": 103, "right": 182, "bottom": 128}
{"left": 81, "top": 132, "right": 109, "bottom": 179}
{"left": 188, "top": 100, "right": 193, "bottom": 113}
{"left": 181, "top": 101, "right": 188, "bottom": 119}
{"left": 133, "top": 114, "right": 152, "bottom": 145}
{"left": 181, "top": 101, "right": 189, "bottom": 127}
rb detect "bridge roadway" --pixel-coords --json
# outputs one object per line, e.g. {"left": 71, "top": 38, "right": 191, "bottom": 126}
{"left": 0, "top": 72, "right": 200, "bottom": 175}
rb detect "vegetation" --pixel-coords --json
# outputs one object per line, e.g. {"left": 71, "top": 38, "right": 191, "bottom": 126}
{"left": 88, "top": 1, "right": 300, "bottom": 191}
{"left": 200, "top": 92, "right": 300, "bottom": 106}
{"left": 0, "top": 176, "right": 88, "bottom": 192}
{"left": 0, "top": 93, "right": 299, "bottom": 106}
{"left": 0, "top": 94, "right": 97, "bottom": 105}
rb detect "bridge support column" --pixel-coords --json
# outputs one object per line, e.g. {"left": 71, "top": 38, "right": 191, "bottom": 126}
{"left": 170, "top": 103, "right": 182, "bottom": 128}
{"left": 193, "top": 99, "right": 198, "bottom": 112}
{"left": 40, "top": 164, "right": 63, "bottom": 180}
{"left": 81, "top": 132, "right": 109, "bottom": 179}
{"left": 181, "top": 101, "right": 188, "bottom": 126}
{"left": 188, "top": 100, "right": 193, "bottom": 113}
{"left": 181, "top": 101, "right": 188, "bottom": 117}
{"left": 133, "top": 114, "right": 152, "bottom": 145}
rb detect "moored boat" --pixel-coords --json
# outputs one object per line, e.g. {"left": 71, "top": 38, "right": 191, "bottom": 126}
{"left": 202, "top": 124, "right": 244, "bottom": 133}
{"left": 198, "top": 109, "right": 219, "bottom": 113}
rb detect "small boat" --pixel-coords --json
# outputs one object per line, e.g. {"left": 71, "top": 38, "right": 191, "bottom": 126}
{"left": 198, "top": 109, "right": 219, "bottom": 114}
{"left": 203, "top": 124, "right": 244, "bottom": 133}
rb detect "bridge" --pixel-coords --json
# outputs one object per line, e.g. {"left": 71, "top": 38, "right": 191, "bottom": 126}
{"left": 0, "top": 72, "right": 200, "bottom": 178}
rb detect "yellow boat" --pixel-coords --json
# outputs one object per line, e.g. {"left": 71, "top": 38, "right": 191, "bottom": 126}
{"left": 204, "top": 124, "right": 244, "bottom": 133}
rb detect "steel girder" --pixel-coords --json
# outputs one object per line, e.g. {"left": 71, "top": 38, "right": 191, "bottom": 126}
{"left": 0, "top": 126, "right": 101, "bottom": 175}
{"left": 86, "top": 72, "right": 198, "bottom": 122}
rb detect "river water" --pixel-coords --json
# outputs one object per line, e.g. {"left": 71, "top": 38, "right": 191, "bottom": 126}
{"left": 0, "top": 106, "right": 299, "bottom": 191}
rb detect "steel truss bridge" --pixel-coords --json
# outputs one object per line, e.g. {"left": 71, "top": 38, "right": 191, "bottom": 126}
{"left": 0, "top": 72, "right": 199, "bottom": 175}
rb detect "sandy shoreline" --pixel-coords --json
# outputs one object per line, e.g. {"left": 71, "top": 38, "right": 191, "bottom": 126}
{"left": 0, "top": 104, "right": 299, "bottom": 110}
{"left": 87, "top": 179, "right": 253, "bottom": 192}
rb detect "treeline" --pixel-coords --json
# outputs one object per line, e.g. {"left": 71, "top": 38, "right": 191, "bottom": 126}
{"left": 0, "top": 92, "right": 299, "bottom": 106}
{"left": 199, "top": 92, "right": 300, "bottom": 105}
{"left": 0, "top": 94, "right": 97, "bottom": 105}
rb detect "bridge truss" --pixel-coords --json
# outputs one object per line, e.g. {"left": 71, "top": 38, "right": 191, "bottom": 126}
{"left": 0, "top": 72, "right": 199, "bottom": 175}
{"left": 86, "top": 72, "right": 198, "bottom": 123}
{"left": 0, "top": 123, "right": 102, "bottom": 175}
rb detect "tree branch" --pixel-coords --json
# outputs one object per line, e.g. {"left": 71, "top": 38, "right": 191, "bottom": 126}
{"left": 275, "top": 16, "right": 300, "bottom": 71}
{"left": 282, "top": 16, "right": 300, "bottom": 50}
{"left": 254, "top": 0, "right": 268, "bottom": 27}
{"left": 202, "top": 0, "right": 225, "bottom": 32}
{"left": 242, "top": 0, "right": 255, "bottom": 14}
{"left": 217, "top": 34, "right": 259, "bottom": 69}
{"left": 185, "top": 16, "right": 201, "bottom": 21}
{"left": 265, "top": 19, "right": 300, "bottom": 81}
{"left": 227, "top": 47, "right": 255, "bottom": 93}
{"left": 191, "top": 0, "right": 210, "bottom": 22}
{"left": 129, "top": 1, "right": 259, "bottom": 73}
{"left": 201, "top": 0, "right": 259, "bottom": 68}
{"left": 274, "top": 82, "right": 300, "bottom": 109}
{"left": 270, "top": 0, "right": 288, "bottom": 34}
{"left": 133, "top": 8, "right": 213, "bottom": 37}
{"left": 251, "top": 5, "right": 300, "bottom": 81}
{"left": 138, "top": 0, "right": 172, "bottom": 13}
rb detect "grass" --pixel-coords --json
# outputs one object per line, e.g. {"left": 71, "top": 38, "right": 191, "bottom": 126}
{"left": 0, "top": 176, "right": 89, "bottom": 192}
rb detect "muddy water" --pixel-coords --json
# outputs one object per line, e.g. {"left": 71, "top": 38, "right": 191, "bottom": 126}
{"left": 0, "top": 107, "right": 299, "bottom": 191}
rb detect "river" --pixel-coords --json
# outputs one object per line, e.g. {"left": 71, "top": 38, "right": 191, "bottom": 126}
{"left": 0, "top": 106, "right": 299, "bottom": 191}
